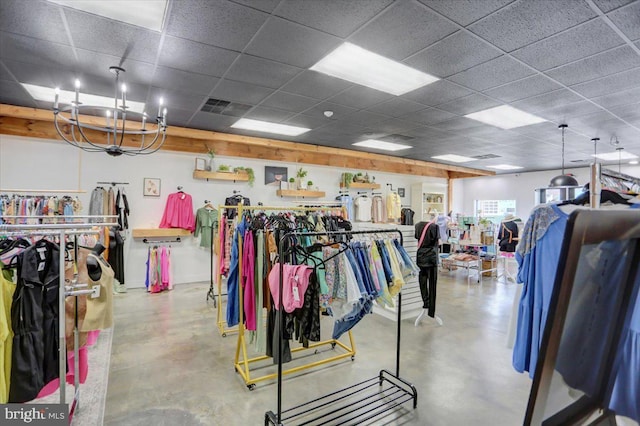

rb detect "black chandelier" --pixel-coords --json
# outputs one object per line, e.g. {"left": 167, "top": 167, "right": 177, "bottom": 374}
{"left": 53, "top": 66, "right": 167, "bottom": 157}
{"left": 549, "top": 123, "right": 579, "bottom": 187}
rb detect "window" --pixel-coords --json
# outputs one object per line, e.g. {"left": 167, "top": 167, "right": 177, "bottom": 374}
{"left": 475, "top": 199, "right": 516, "bottom": 218}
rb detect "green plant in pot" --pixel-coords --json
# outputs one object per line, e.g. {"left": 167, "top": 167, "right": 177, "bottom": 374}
{"left": 288, "top": 177, "right": 295, "bottom": 190}
{"left": 341, "top": 172, "right": 353, "bottom": 188}
{"left": 233, "top": 166, "right": 255, "bottom": 187}
{"left": 217, "top": 164, "right": 230, "bottom": 172}
{"left": 296, "top": 167, "right": 308, "bottom": 190}
{"left": 307, "top": 180, "right": 313, "bottom": 190}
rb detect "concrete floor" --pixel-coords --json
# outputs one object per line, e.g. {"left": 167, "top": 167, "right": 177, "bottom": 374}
{"left": 104, "top": 272, "right": 532, "bottom": 425}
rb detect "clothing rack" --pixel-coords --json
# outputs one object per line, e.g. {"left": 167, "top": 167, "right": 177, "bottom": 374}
{"left": 265, "top": 228, "right": 418, "bottom": 425}
{"left": 206, "top": 219, "right": 219, "bottom": 308}
{"left": 96, "top": 181, "right": 129, "bottom": 186}
{"left": 0, "top": 189, "right": 87, "bottom": 194}
{"left": 141, "top": 238, "right": 181, "bottom": 244}
{"left": 215, "top": 204, "right": 346, "bottom": 338}
{"left": 0, "top": 218, "right": 115, "bottom": 421}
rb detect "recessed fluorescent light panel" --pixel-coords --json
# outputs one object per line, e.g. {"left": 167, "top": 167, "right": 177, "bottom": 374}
{"left": 465, "top": 105, "right": 546, "bottom": 129}
{"left": 47, "top": 0, "right": 168, "bottom": 31}
{"left": 310, "top": 42, "right": 439, "bottom": 96}
{"left": 431, "top": 154, "right": 476, "bottom": 163}
{"left": 21, "top": 83, "right": 146, "bottom": 114}
{"left": 231, "top": 118, "right": 310, "bottom": 136}
{"left": 352, "top": 139, "right": 412, "bottom": 151}
{"left": 486, "top": 164, "right": 524, "bottom": 170}
{"left": 592, "top": 151, "right": 639, "bottom": 161}
{"left": 630, "top": 160, "right": 639, "bottom": 165}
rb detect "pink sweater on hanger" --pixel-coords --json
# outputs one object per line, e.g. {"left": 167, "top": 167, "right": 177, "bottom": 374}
{"left": 159, "top": 192, "right": 195, "bottom": 231}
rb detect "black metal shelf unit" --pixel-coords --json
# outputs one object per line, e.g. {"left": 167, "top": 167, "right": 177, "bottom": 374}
{"left": 265, "top": 228, "right": 418, "bottom": 426}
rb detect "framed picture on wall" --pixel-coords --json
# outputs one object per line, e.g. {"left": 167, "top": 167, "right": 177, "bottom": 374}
{"left": 265, "top": 166, "right": 288, "bottom": 186}
{"left": 143, "top": 178, "right": 161, "bottom": 197}
{"left": 398, "top": 188, "right": 405, "bottom": 197}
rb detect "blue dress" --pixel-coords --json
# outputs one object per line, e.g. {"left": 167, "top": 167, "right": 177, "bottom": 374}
{"left": 513, "top": 204, "right": 569, "bottom": 376}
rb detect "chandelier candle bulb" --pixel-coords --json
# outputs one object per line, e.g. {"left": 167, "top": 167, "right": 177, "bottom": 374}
{"left": 142, "top": 112, "right": 147, "bottom": 130}
{"left": 54, "top": 87, "right": 59, "bottom": 109}
{"left": 121, "top": 84, "right": 126, "bottom": 110}
{"left": 106, "top": 110, "right": 111, "bottom": 128}
{"left": 158, "top": 97, "right": 163, "bottom": 118}
{"left": 74, "top": 79, "right": 80, "bottom": 105}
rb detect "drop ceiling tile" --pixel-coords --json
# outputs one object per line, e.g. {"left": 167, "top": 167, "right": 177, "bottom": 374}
{"left": 75, "top": 49, "right": 156, "bottom": 85}
{"left": 437, "top": 93, "right": 501, "bottom": 115}
{"left": 404, "top": 31, "right": 501, "bottom": 78}
{"left": 594, "top": 0, "right": 636, "bottom": 13}
{"left": 0, "top": 79, "right": 34, "bottom": 105}
{"left": 0, "top": 62, "right": 13, "bottom": 81}
{"left": 276, "top": 0, "right": 392, "bottom": 38}
{"left": 403, "top": 79, "right": 473, "bottom": 106}
{"left": 63, "top": 8, "right": 160, "bottom": 63}
{"left": 448, "top": 55, "right": 534, "bottom": 91}
{"left": 0, "top": 32, "right": 76, "bottom": 69}
{"left": 512, "top": 19, "right": 623, "bottom": 71}
{"left": 243, "top": 106, "right": 295, "bottom": 123}
{"left": 165, "top": 0, "right": 267, "bottom": 51}
{"left": 570, "top": 66, "right": 640, "bottom": 98}
{"left": 366, "top": 98, "right": 426, "bottom": 117}
{"left": 152, "top": 67, "right": 219, "bottom": 96}
{"left": 230, "top": 0, "right": 280, "bottom": 13}
{"left": 164, "top": 107, "right": 195, "bottom": 127}
{"left": 189, "top": 111, "right": 238, "bottom": 131}
{"left": 304, "top": 101, "right": 357, "bottom": 119}
{"left": 592, "top": 86, "right": 640, "bottom": 109}
{"left": 3, "top": 59, "right": 71, "bottom": 89}
{"left": 484, "top": 75, "right": 563, "bottom": 103}
{"left": 468, "top": 0, "right": 597, "bottom": 52}
{"left": 225, "top": 55, "right": 302, "bottom": 89}
{"left": 429, "top": 117, "right": 487, "bottom": 132}
{"left": 546, "top": 46, "right": 640, "bottom": 86}
{"left": 245, "top": 17, "right": 341, "bottom": 68}
{"left": 349, "top": 1, "right": 457, "bottom": 60}
{"left": 0, "top": 0, "right": 68, "bottom": 44}
{"left": 339, "top": 110, "right": 390, "bottom": 127}
{"left": 535, "top": 100, "right": 604, "bottom": 122}
{"left": 418, "top": 0, "right": 514, "bottom": 26}
{"left": 210, "top": 79, "right": 273, "bottom": 105}
{"left": 280, "top": 70, "right": 352, "bottom": 100}
{"left": 364, "top": 118, "right": 421, "bottom": 135}
{"left": 147, "top": 87, "right": 205, "bottom": 112}
{"left": 158, "top": 36, "right": 238, "bottom": 77}
{"left": 512, "top": 89, "right": 584, "bottom": 113}
{"left": 608, "top": 1, "right": 640, "bottom": 40}
{"left": 319, "top": 119, "right": 370, "bottom": 135}
{"left": 283, "top": 113, "right": 332, "bottom": 130}
{"left": 326, "top": 85, "right": 393, "bottom": 110}
{"left": 399, "top": 107, "right": 457, "bottom": 125}
{"left": 260, "top": 91, "right": 319, "bottom": 113}
{"left": 75, "top": 73, "right": 148, "bottom": 101}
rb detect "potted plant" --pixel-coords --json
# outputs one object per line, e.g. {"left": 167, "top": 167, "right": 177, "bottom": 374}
{"left": 354, "top": 172, "right": 364, "bottom": 183}
{"left": 296, "top": 167, "right": 308, "bottom": 190}
{"left": 205, "top": 147, "right": 215, "bottom": 171}
{"left": 288, "top": 177, "right": 295, "bottom": 190}
{"left": 233, "top": 166, "right": 255, "bottom": 187}
{"left": 217, "top": 164, "right": 230, "bottom": 172}
{"left": 341, "top": 172, "right": 353, "bottom": 188}
{"left": 307, "top": 180, "right": 313, "bottom": 190}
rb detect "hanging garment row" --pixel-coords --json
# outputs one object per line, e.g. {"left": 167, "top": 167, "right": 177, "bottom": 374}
{"left": 145, "top": 245, "right": 173, "bottom": 293}
{"left": 0, "top": 194, "right": 82, "bottom": 224}
{"left": 513, "top": 200, "right": 640, "bottom": 421}
{"left": 337, "top": 193, "right": 403, "bottom": 223}
{"left": 223, "top": 208, "right": 418, "bottom": 362}
{"left": 0, "top": 236, "right": 114, "bottom": 403}
{"left": 89, "top": 186, "right": 129, "bottom": 230}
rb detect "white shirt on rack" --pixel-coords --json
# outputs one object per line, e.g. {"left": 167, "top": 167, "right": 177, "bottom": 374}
{"left": 354, "top": 196, "right": 372, "bottom": 222}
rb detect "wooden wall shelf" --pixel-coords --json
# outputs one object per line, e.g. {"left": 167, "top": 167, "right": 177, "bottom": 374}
{"left": 339, "top": 182, "right": 381, "bottom": 189}
{"left": 132, "top": 228, "right": 192, "bottom": 239}
{"left": 276, "top": 189, "right": 326, "bottom": 198}
{"left": 193, "top": 170, "right": 249, "bottom": 182}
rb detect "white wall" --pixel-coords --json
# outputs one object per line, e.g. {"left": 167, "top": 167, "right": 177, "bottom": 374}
{"left": 453, "top": 164, "right": 640, "bottom": 220}
{"left": 0, "top": 135, "right": 445, "bottom": 288}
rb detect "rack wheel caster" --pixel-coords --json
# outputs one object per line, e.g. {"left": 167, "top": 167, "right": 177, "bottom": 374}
{"left": 314, "top": 349, "right": 319, "bottom": 355}
{"left": 331, "top": 343, "right": 336, "bottom": 349}
{"left": 351, "top": 356, "right": 355, "bottom": 361}
{"left": 247, "top": 384, "right": 256, "bottom": 391}
{"left": 222, "top": 333, "right": 227, "bottom": 337}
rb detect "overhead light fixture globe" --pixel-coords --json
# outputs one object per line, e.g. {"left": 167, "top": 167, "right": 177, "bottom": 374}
{"left": 53, "top": 66, "right": 167, "bottom": 157}
{"left": 549, "top": 124, "right": 579, "bottom": 187}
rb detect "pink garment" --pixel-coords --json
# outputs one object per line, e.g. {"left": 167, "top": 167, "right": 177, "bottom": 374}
{"left": 242, "top": 230, "right": 256, "bottom": 330}
{"left": 36, "top": 347, "right": 88, "bottom": 399}
{"left": 86, "top": 330, "right": 100, "bottom": 346}
{"left": 219, "top": 215, "right": 226, "bottom": 275}
{"left": 268, "top": 263, "right": 313, "bottom": 313}
{"left": 159, "top": 192, "right": 195, "bottom": 231}
{"left": 161, "top": 246, "right": 170, "bottom": 290}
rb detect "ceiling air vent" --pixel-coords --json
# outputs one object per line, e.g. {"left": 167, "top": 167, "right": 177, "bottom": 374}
{"left": 570, "top": 159, "right": 589, "bottom": 163}
{"left": 380, "top": 134, "right": 415, "bottom": 142}
{"left": 201, "top": 98, "right": 252, "bottom": 116}
{"left": 473, "top": 153, "right": 501, "bottom": 160}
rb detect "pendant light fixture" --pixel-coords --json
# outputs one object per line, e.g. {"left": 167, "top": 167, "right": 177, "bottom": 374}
{"left": 52, "top": 66, "right": 167, "bottom": 157}
{"left": 549, "top": 124, "right": 579, "bottom": 187}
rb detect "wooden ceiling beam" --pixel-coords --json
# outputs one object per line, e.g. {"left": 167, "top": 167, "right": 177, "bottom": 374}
{"left": 0, "top": 105, "right": 494, "bottom": 179}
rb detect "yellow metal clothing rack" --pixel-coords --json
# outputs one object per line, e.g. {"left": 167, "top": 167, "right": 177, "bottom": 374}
{"left": 217, "top": 203, "right": 354, "bottom": 389}
{"left": 215, "top": 203, "right": 346, "bottom": 337}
